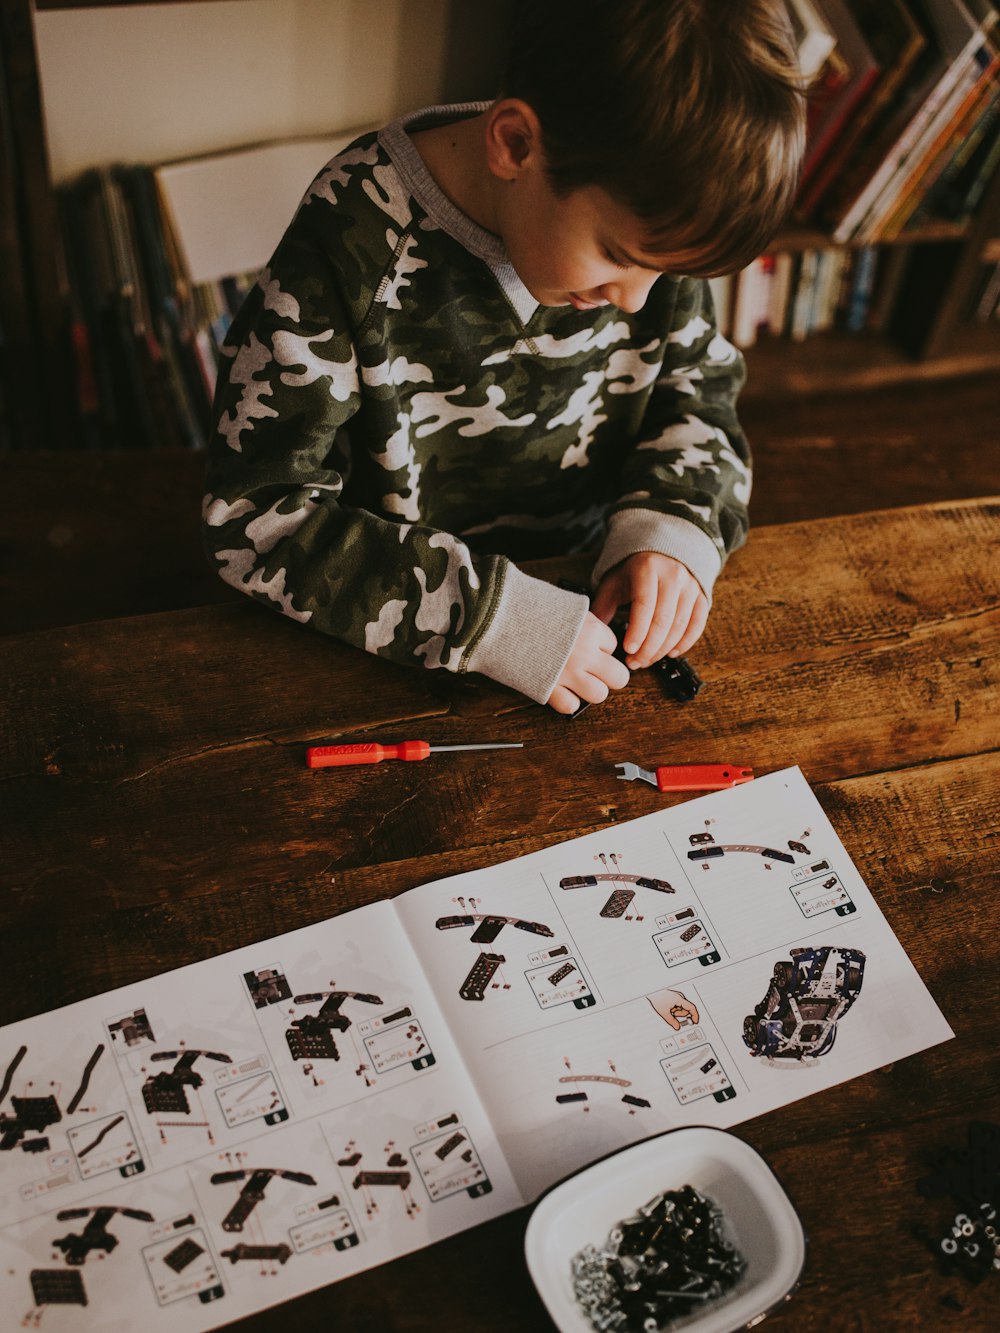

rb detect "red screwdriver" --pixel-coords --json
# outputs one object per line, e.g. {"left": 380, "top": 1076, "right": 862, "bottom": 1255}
{"left": 306, "top": 741, "right": 524, "bottom": 768}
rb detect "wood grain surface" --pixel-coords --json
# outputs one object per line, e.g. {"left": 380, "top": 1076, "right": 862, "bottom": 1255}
{"left": 2, "top": 496, "right": 998, "bottom": 1330}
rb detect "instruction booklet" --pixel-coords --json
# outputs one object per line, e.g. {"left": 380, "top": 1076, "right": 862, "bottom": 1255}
{"left": 0, "top": 768, "right": 952, "bottom": 1330}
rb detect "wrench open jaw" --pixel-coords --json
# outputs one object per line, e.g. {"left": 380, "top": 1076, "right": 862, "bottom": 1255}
{"left": 615, "top": 762, "right": 659, "bottom": 787}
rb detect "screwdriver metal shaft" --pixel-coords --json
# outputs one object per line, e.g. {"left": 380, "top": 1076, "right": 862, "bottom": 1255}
{"left": 306, "top": 741, "right": 523, "bottom": 768}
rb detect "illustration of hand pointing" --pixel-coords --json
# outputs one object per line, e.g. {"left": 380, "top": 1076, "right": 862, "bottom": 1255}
{"left": 648, "top": 988, "right": 700, "bottom": 1029}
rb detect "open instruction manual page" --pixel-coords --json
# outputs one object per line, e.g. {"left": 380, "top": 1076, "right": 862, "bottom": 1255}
{"left": 0, "top": 768, "right": 952, "bottom": 1330}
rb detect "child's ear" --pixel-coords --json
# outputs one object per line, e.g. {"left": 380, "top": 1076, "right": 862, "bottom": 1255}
{"left": 484, "top": 98, "right": 544, "bottom": 181}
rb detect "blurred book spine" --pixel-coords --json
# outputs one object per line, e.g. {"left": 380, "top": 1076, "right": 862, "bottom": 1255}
{"left": 790, "top": 1, "right": 1000, "bottom": 244}
{"left": 56, "top": 163, "right": 258, "bottom": 449}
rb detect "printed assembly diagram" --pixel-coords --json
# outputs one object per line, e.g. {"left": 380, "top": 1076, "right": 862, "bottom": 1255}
{"left": 240, "top": 958, "right": 437, "bottom": 1098}
{"left": 389, "top": 768, "right": 952, "bottom": 1204}
{"left": 0, "top": 769, "right": 953, "bottom": 1333}
{"left": 434, "top": 896, "right": 560, "bottom": 1003}
{"left": 0, "top": 899, "right": 518, "bottom": 1332}
{"left": 685, "top": 819, "right": 857, "bottom": 920}
{"left": 559, "top": 852, "right": 675, "bottom": 920}
{"left": 555, "top": 1056, "right": 653, "bottom": 1116}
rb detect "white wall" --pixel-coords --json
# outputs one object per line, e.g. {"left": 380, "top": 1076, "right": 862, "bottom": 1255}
{"left": 36, "top": 0, "right": 514, "bottom": 183}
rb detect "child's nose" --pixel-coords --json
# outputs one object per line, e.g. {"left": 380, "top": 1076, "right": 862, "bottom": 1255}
{"left": 604, "top": 271, "right": 660, "bottom": 313}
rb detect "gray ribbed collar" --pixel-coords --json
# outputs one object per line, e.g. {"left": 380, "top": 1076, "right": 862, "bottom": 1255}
{"left": 379, "top": 103, "right": 539, "bottom": 325}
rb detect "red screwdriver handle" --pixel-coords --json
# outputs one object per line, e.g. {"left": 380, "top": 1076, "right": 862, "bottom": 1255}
{"left": 389, "top": 740, "right": 432, "bottom": 762}
{"left": 306, "top": 741, "right": 431, "bottom": 768}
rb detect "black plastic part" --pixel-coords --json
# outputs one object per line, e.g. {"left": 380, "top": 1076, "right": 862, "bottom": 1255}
{"left": 655, "top": 654, "right": 704, "bottom": 701}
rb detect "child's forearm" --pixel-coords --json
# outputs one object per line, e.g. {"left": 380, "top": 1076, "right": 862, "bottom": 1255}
{"left": 203, "top": 471, "right": 591, "bottom": 704}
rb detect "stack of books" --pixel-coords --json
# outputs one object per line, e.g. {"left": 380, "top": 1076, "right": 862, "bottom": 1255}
{"left": 710, "top": 245, "right": 885, "bottom": 347}
{"left": 56, "top": 133, "right": 364, "bottom": 450}
{"left": 715, "top": 0, "right": 1000, "bottom": 349}
{"left": 57, "top": 165, "right": 256, "bottom": 450}
{"left": 790, "top": 0, "right": 1000, "bottom": 243}
{"left": 714, "top": 237, "right": 1000, "bottom": 349}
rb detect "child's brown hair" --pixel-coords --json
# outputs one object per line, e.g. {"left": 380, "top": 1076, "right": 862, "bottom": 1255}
{"left": 501, "top": 0, "right": 806, "bottom": 276}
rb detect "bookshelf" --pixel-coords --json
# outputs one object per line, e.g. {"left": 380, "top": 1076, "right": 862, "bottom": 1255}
{"left": 742, "top": 317, "right": 1000, "bottom": 398}
{"left": 741, "top": 160, "right": 1000, "bottom": 399}
{"left": 740, "top": 0, "right": 1000, "bottom": 394}
{"left": 1, "top": 0, "right": 999, "bottom": 450}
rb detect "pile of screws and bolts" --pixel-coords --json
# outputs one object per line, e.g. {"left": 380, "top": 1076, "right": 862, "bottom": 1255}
{"left": 915, "top": 1121, "right": 1000, "bottom": 1296}
{"left": 570, "top": 1185, "right": 746, "bottom": 1330}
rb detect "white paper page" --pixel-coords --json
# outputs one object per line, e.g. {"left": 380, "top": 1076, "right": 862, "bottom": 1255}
{"left": 395, "top": 768, "right": 954, "bottom": 1200}
{"left": 0, "top": 900, "right": 520, "bottom": 1332}
{"left": 155, "top": 131, "right": 372, "bottom": 283}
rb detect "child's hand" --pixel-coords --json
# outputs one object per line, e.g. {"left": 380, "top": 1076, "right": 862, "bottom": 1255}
{"left": 591, "top": 553, "right": 708, "bottom": 668}
{"left": 547, "top": 612, "right": 630, "bottom": 714}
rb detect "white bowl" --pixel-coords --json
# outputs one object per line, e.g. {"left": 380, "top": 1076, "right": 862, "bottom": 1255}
{"left": 524, "top": 1126, "right": 806, "bottom": 1332}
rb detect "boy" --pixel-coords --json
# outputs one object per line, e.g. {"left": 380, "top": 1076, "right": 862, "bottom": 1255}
{"left": 203, "top": 0, "right": 804, "bottom": 714}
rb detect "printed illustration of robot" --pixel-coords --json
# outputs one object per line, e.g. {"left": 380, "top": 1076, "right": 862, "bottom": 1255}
{"left": 743, "top": 947, "right": 866, "bottom": 1062}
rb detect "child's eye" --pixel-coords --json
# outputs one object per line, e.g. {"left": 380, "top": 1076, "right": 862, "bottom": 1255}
{"left": 604, "top": 249, "right": 631, "bottom": 270}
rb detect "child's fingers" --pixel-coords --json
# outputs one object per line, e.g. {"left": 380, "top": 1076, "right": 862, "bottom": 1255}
{"left": 631, "top": 584, "right": 707, "bottom": 666}
{"left": 621, "top": 569, "right": 659, "bottom": 655}
{"left": 548, "top": 661, "right": 627, "bottom": 713}
{"left": 589, "top": 579, "right": 623, "bottom": 625}
{"left": 625, "top": 570, "right": 689, "bottom": 664}
{"left": 546, "top": 684, "right": 580, "bottom": 714}
{"left": 657, "top": 586, "right": 701, "bottom": 660}
{"left": 549, "top": 615, "right": 630, "bottom": 713}
{"left": 598, "top": 654, "right": 631, "bottom": 692}
{"left": 596, "top": 557, "right": 707, "bottom": 665}
{"left": 570, "top": 653, "right": 630, "bottom": 699}
{"left": 628, "top": 592, "right": 687, "bottom": 665}
{"left": 668, "top": 594, "right": 709, "bottom": 658}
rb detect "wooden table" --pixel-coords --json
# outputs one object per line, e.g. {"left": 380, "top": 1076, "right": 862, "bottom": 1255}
{"left": 3, "top": 497, "right": 999, "bottom": 1331}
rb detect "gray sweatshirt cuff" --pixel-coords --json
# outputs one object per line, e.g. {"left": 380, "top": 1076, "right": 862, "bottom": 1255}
{"left": 592, "top": 510, "right": 724, "bottom": 602}
{"left": 466, "top": 563, "right": 590, "bottom": 704}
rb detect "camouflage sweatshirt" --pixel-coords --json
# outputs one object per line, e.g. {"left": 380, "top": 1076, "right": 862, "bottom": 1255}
{"left": 204, "top": 104, "right": 751, "bottom": 705}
